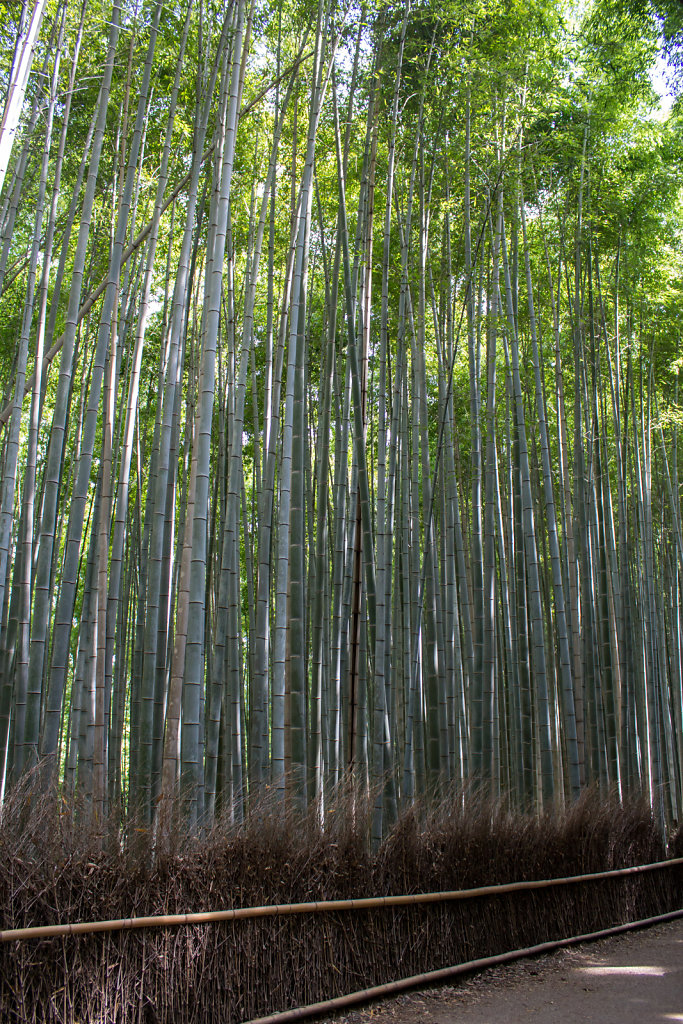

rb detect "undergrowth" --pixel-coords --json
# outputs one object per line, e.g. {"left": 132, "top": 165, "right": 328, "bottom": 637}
{"left": 0, "top": 780, "right": 680, "bottom": 1023}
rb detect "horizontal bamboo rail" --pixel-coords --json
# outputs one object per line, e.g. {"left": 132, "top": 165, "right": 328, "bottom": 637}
{"left": 246, "top": 908, "right": 683, "bottom": 1024}
{"left": 1, "top": 856, "right": 681, "bottom": 944}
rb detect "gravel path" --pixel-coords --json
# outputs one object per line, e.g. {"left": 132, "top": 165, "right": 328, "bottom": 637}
{"left": 321, "top": 918, "right": 683, "bottom": 1024}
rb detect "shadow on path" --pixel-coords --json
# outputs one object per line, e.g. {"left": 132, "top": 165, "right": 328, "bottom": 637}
{"left": 325, "top": 919, "right": 683, "bottom": 1024}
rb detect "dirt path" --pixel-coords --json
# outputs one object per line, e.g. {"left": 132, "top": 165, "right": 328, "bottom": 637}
{"left": 322, "top": 918, "right": 683, "bottom": 1024}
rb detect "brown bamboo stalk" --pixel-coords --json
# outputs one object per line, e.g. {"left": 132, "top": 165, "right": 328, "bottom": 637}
{"left": 246, "top": 908, "right": 683, "bottom": 1024}
{"left": 1, "top": 859, "right": 680, "bottom": 943}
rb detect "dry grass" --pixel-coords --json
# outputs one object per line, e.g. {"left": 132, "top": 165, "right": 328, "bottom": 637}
{"left": 0, "top": 780, "right": 680, "bottom": 1023}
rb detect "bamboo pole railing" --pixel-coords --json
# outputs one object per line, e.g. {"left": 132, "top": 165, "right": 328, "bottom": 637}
{"left": 246, "top": 908, "right": 683, "bottom": 1024}
{"left": 1, "top": 856, "right": 681, "bottom": 944}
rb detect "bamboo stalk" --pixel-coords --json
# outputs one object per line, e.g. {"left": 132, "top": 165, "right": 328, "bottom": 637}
{"left": 2, "top": 859, "right": 680, "bottom": 944}
{"left": 246, "top": 909, "right": 683, "bottom": 1024}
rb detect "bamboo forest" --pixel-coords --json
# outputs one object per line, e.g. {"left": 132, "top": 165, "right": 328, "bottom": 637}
{"left": 1, "top": 0, "right": 683, "bottom": 845}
